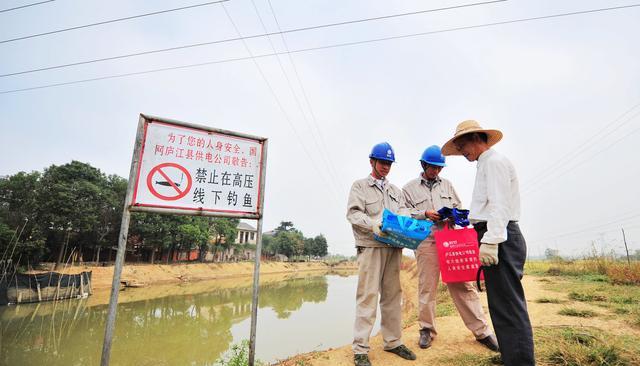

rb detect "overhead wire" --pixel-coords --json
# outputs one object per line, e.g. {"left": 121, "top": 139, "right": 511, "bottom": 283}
{"left": 521, "top": 101, "right": 640, "bottom": 192}
{"left": 2, "top": 3, "right": 640, "bottom": 94}
{"left": 0, "top": 0, "right": 230, "bottom": 44}
{"left": 0, "top": 0, "right": 53, "bottom": 14}
{"left": 527, "top": 212, "right": 640, "bottom": 245}
{"left": 523, "top": 111, "right": 640, "bottom": 196}
{"left": 219, "top": 2, "right": 343, "bottom": 205}
{"left": 266, "top": 0, "right": 344, "bottom": 189}
{"left": 0, "top": 0, "right": 506, "bottom": 78}
{"left": 248, "top": 0, "right": 344, "bottom": 193}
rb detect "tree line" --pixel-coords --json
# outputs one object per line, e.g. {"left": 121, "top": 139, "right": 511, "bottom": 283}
{"left": 0, "top": 161, "right": 327, "bottom": 268}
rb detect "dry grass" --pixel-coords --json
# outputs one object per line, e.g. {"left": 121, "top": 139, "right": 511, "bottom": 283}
{"left": 441, "top": 326, "right": 640, "bottom": 366}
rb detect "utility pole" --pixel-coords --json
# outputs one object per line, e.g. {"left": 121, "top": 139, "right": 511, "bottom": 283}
{"left": 622, "top": 228, "right": 630, "bottom": 267}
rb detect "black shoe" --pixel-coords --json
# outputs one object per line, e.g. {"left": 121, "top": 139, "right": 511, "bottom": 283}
{"left": 419, "top": 329, "right": 432, "bottom": 349}
{"left": 385, "top": 344, "right": 417, "bottom": 360}
{"left": 477, "top": 334, "right": 500, "bottom": 352}
{"left": 354, "top": 354, "right": 371, "bottom": 366}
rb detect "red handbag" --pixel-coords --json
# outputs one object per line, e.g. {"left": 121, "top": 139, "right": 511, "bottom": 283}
{"left": 434, "top": 226, "right": 483, "bottom": 283}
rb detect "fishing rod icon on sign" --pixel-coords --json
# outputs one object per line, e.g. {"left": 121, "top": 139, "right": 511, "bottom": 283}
{"left": 145, "top": 163, "right": 193, "bottom": 201}
{"left": 156, "top": 173, "right": 183, "bottom": 187}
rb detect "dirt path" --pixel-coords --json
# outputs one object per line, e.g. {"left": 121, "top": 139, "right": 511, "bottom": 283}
{"left": 277, "top": 270, "right": 640, "bottom": 366}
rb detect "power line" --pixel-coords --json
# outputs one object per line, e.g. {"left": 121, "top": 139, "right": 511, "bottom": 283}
{"left": 523, "top": 115, "right": 640, "bottom": 196}
{"left": 0, "top": 0, "right": 229, "bottom": 44}
{"left": 266, "top": 0, "right": 344, "bottom": 188}
{"left": 521, "top": 101, "right": 640, "bottom": 191}
{"left": 3, "top": 3, "right": 639, "bottom": 94}
{"left": 220, "top": 3, "right": 342, "bottom": 205}
{"left": 249, "top": 0, "right": 344, "bottom": 193}
{"left": 0, "top": 0, "right": 53, "bottom": 14}
{"left": 0, "top": 0, "right": 506, "bottom": 77}
{"left": 528, "top": 213, "right": 640, "bottom": 245}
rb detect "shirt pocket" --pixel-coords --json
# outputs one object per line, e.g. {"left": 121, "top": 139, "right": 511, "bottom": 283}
{"left": 413, "top": 193, "right": 431, "bottom": 210}
{"left": 364, "top": 194, "right": 382, "bottom": 217}
{"left": 387, "top": 190, "right": 401, "bottom": 212}
{"left": 439, "top": 192, "right": 453, "bottom": 208}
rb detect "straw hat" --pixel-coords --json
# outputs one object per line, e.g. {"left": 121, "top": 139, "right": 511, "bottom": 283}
{"left": 441, "top": 120, "right": 503, "bottom": 156}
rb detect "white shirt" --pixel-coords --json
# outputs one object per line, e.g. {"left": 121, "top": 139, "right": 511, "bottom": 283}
{"left": 469, "top": 149, "right": 521, "bottom": 244}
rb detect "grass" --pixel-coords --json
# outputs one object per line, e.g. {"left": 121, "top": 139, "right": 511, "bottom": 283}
{"left": 536, "top": 297, "right": 564, "bottom": 304}
{"left": 559, "top": 307, "right": 598, "bottom": 318}
{"left": 215, "top": 340, "right": 265, "bottom": 366}
{"left": 528, "top": 258, "right": 640, "bottom": 328}
{"left": 441, "top": 326, "right": 640, "bottom": 366}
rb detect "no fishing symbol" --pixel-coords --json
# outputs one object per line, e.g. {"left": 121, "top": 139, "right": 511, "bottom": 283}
{"left": 146, "top": 163, "right": 193, "bottom": 201}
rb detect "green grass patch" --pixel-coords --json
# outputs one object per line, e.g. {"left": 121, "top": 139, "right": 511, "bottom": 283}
{"left": 536, "top": 297, "right": 563, "bottom": 304}
{"left": 559, "top": 308, "right": 597, "bottom": 318}
{"left": 435, "top": 302, "right": 456, "bottom": 317}
{"left": 435, "top": 353, "right": 502, "bottom": 366}
{"left": 537, "top": 326, "right": 640, "bottom": 366}
{"left": 568, "top": 291, "right": 607, "bottom": 302}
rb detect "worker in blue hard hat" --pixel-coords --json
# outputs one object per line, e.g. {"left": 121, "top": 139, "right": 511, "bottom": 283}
{"left": 347, "top": 142, "right": 416, "bottom": 366}
{"left": 402, "top": 145, "right": 498, "bottom": 352}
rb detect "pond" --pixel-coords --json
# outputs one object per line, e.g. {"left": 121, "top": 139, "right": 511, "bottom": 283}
{"left": 0, "top": 271, "right": 379, "bottom": 365}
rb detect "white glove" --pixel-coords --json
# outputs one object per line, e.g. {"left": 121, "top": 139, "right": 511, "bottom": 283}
{"left": 479, "top": 243, "right": 499, "bottom": 266}
{"left": 372, "top": 221, "right": 386, "bottom": 237}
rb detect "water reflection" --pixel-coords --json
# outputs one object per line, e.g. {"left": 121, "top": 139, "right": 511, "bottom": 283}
{"left": 0, "top": 274, "right": 331, "bottom": 366}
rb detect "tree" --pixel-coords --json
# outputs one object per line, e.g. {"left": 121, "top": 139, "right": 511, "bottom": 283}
{"left": 272, "top": 230, "right": 304, "bottom": 258}
{"left": 0, "top": 172, "right": 46, "bottom": 263}
{"left": 275, "top": 221, "right": 294, "bottom": 233}
{"left": 36, "top": 161, "right": 112, "bottom": 268}
{"left": 311, "top": 234, "right": 328, "bottom": 257}
{"left": 210, "top": 218, "right": 239, "bottom": 261}
{"left": 545, "top": 248, "right": 561, "bottom": 260}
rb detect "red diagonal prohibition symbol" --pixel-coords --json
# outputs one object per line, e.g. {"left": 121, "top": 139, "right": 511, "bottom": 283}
{"left": 146, "top": 163, "right": 192, "bottom": 201}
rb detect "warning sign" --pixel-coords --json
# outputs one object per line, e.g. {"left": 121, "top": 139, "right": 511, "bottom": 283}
{"left": 130, "top": 116, "right": 265, "bottom": 217}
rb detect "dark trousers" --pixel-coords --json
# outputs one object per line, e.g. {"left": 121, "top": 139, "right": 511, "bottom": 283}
{"left": 475, "top": 222, "right": 535, "bottom": 366}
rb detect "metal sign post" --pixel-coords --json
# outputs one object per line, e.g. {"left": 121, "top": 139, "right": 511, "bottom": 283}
{"left": 100, "top": 114, "right": 267, "bottom": 366}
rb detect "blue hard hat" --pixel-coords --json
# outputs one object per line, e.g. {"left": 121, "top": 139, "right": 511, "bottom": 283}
{"left": 369, "top": 142, "right": 395, "bottom": 162}
{"left": 420, "top": 145, "right": 446, "bottom": 167}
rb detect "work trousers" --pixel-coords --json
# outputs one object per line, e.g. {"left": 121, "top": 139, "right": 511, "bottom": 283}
{"left": 415, "top": 241, "right": 491, "bottom": 339}
{"left": 475, "top": 222, "right": 535, "bottom": 366}
{"left": 353, "top": 246, "right": 403, "bottom": 354}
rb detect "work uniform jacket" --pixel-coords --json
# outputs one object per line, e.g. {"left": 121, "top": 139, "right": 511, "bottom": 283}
{"left": 402, "top": 175, "right": 461, "bottom": 238}
{"left": 346, "top": 175, "right": 407, "bottom": 248}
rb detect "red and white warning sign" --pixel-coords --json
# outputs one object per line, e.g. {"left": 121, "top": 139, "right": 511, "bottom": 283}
{"left": 131, "top": 117, "right": 265, "bottom": 216}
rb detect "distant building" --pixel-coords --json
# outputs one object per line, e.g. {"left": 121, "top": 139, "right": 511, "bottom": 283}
{"left": 236, "top": 222, "right": 257, "bottom": 244}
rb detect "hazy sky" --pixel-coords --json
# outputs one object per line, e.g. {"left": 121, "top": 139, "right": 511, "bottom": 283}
{"left": 1, "top": 0, "right": 639, "bottom": 257}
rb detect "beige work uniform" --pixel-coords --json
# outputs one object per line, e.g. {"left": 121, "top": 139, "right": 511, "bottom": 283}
{"left": 402, "top": 175, "right": 492, "bottom": 339}
{"left": 347, "top": 175, "right": 407, "bottom": 354}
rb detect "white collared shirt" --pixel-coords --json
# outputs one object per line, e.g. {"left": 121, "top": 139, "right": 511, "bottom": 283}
{"left": 469, "top": 149, "right": 521, "bottom": 244}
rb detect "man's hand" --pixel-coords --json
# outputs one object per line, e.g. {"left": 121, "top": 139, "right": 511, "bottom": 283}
{"left": 372, "top": 221, "right": 386, "bottom": 237}
{"left": 425, "top": 210, "right": 441, "bottom": 221}
{"left": 479, "top": 243, "right": 499, "bottom": 266}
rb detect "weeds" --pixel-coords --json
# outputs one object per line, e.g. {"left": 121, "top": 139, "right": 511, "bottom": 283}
{"left": 568, "top": 291, "right": 607, "bottom": 302}
{"left": 536, "top": 297, "right": 563, "bottom": 304}
{"left": 559, "top": 308, "right": 597, "bottom": 318}
{"left": 215, "top": 340, "right": 264, "bottom": 366}
{"left": 537, "top": 326, "right": 639, "bottom": 366}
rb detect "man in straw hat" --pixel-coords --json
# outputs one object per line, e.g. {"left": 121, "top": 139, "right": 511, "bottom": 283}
{"left": 346, "top": 142, "right": 417, "bottom": 366}
{"left": 402, "top": 145, "right": 498, "bottom": 352}
{"left": 442, "top": 121, "right": 535, "bottom": 365}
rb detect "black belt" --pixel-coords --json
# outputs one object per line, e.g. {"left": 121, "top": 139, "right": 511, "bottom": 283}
{"left": 473, "top": 221, "right": 518, "bottom": 229}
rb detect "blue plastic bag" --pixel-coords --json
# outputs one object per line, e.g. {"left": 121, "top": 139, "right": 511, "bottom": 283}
{"left": 374, "top": 209, "right": 433, "bottom": 249}
{"left": 437, "top": 207, "right": 470, "bottom": 227}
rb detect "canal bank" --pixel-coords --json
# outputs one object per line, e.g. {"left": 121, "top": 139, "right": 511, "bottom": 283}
{"left": 53, "top": 260, "right": 358, "bottom": 290}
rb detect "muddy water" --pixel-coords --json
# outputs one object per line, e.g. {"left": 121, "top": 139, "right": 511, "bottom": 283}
{"left": 0, "top": 272, "right": 377, "bottom": 365}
